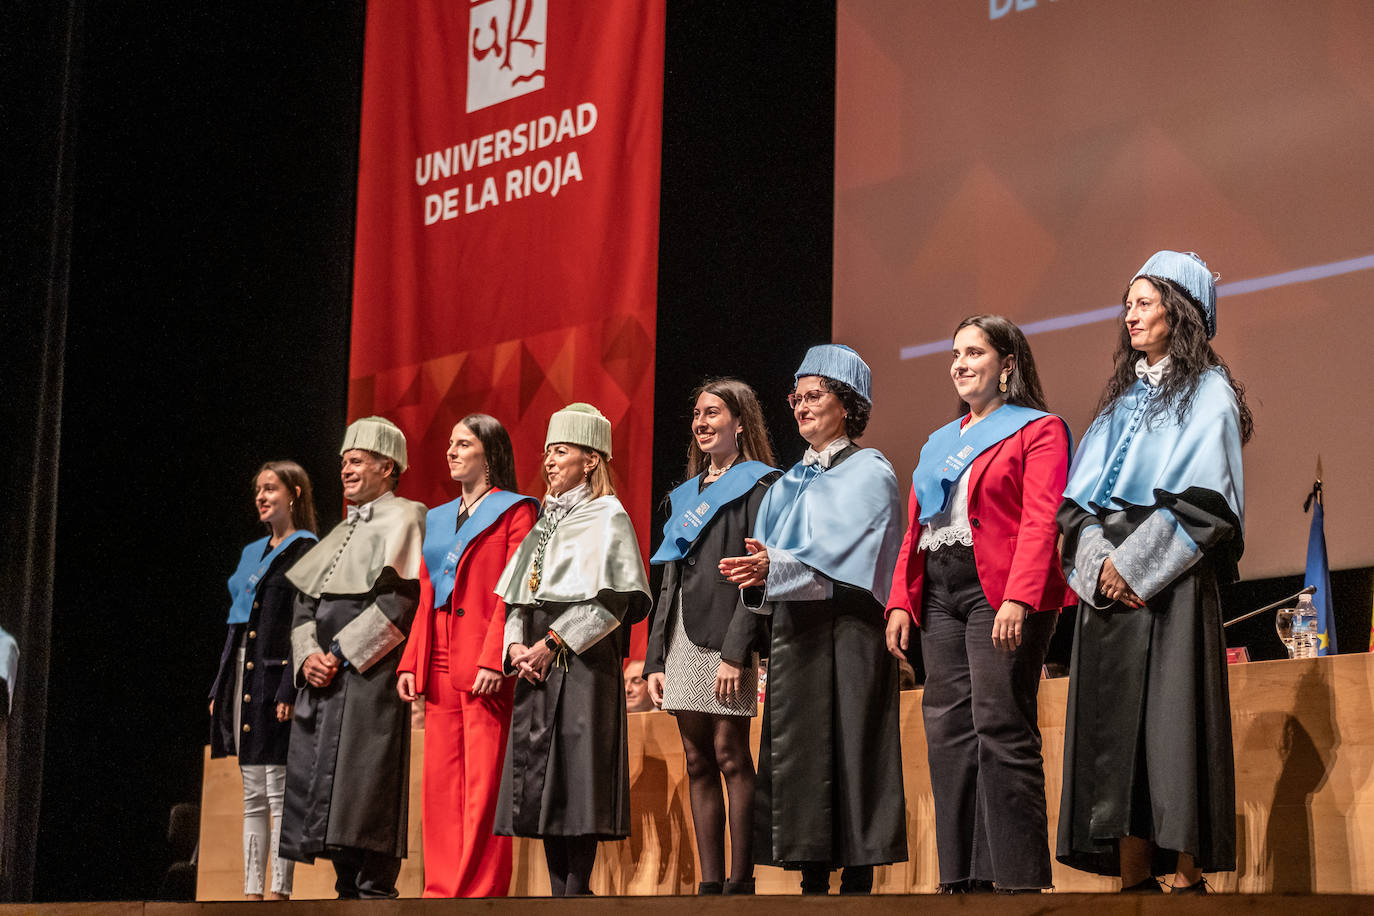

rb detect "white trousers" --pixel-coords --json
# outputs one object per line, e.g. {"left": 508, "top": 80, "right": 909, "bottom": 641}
{"left": 240, "top": 763, "right": 293, "bottom": 896}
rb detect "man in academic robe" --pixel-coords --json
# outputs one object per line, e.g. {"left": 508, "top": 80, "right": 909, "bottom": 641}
{"left": 277, "top": 416, "right": 427, "bottom": 899}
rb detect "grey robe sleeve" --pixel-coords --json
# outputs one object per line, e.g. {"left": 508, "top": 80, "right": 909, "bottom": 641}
{"left": 290, "top": 592, "right": 322, "bottom": 688}
{"left": 763, "top": 547, "right": 833, "bottom": 603}
{"left": 1066, "top": 523, "right": 1114, "bottom": 609}
{"left": 331, "top": 583, "right": 413, "bottom": 673}
{"left": 1108, "top": 508, "right": 1202, "bottom": 601}
{"left": 549, "top": 593, "right": 628, "bottom": 655}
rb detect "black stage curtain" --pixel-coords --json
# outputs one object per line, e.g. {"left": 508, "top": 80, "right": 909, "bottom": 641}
{"left": 0, "top": 0, "right": 82, "bottom": 901}
{"left": 652, "top": 1, "right": 837, "bottom": 528}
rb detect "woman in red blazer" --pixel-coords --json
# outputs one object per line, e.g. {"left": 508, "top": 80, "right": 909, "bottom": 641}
{"left": 397, "top": 414, "right": 538, "bottom": 897}
{"left": 885, "top": 315, "right": 1073, "bottom": 894}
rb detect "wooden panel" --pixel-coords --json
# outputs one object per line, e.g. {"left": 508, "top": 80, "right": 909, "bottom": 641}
{"left": 195, "top": 731, "right": 426, "bottom": 900}
{"left": 198, "top": 653, "right": 1374, "bottom": 898}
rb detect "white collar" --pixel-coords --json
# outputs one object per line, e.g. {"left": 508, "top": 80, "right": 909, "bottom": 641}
{"left": 346, "top": 489, "right": 394, "bottom": 523}
{"left": 543, "top": 482, "right": 589, "bottom": 518}
{"left": 802, "top": 436, "right": 852, "bottom": 469}
{"left": 1136, "top": 355, "right": 1171, "bottom": 387}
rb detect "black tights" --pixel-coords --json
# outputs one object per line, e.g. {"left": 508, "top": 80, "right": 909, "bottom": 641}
{"left": 543, "top": 835, "right": 598, "bottom": 896}
{"left": 677, "top": 711, "right": 755, "bottom": 884}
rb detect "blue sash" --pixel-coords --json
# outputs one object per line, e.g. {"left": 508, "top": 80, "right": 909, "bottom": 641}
{"left": 649, "top": 461, "right": 776, "bottom": 565}
{"left": 226, "top": 530, "right": 317, "bottom": 624}
{"left": 424, "top": 489, "right": 538, "bottom": 608}
{"left": 912, "top": 405, "right": 1061, "bottom": 524}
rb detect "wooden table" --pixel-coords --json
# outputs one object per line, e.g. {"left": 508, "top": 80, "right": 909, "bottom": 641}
{"left": 196, "top": 652, "right": 1374, "bottom": 898}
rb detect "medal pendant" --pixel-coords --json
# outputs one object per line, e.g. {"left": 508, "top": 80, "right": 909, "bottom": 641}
{"left": 528, "top": 569, "right": 540, "bottom": 591}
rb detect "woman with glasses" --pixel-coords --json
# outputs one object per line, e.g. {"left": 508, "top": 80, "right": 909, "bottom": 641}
{"left": 1057, "top": 252, "right": 1250, "bottom": 894}
{"left": 644, "top": 378, "right": 779, "bottom": 895}
{"left": 720, "top": 345, "right": 906, "bottom": 895}
{"left": 884, "top": 316, "right": 1072, "bottom": 894}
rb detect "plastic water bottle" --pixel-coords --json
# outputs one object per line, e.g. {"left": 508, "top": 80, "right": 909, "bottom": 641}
{"left": 1291, "top": 593, "right": 1318, "bottom": 658}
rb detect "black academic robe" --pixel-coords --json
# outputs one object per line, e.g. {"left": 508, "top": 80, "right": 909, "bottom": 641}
{"left": 495, "top": 596, "right": 634, "bottom": 839}
{"left": 277, "top": 569, "right": 419, "bottom": 863}
{"left": 754, "top": 446, "right": 908, "bottom": 870}
{"left": 1056, "top": 489, "right": 1240, "bottom": 877}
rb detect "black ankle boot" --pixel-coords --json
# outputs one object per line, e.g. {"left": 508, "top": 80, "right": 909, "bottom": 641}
{"left": 697, "top": 881, "right": 724, "bottom": 895}
{"left": 723, "top": 878, "right": 755, "bottom": 895}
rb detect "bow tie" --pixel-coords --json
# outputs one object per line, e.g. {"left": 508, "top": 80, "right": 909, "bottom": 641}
{"left": 347, "top": 503, "right": 374, "bottom": 523}
{"left": 802, "top": 449, "right": 826, "bottom": 468}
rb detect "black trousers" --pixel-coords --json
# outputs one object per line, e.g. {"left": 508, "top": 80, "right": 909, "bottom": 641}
{"left": 329, "top": 846, "right": 401, "bottom": 899}
{"left": 919, "top": 544, "right": 1057, "bottom": 890}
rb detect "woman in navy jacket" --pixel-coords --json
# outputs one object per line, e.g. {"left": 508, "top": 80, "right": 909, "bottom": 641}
{"left": 885, "top": 316, "right": 1072, "bottom": 893}
{"left": 210, "top": 460, "right": 318, "bottom": 900}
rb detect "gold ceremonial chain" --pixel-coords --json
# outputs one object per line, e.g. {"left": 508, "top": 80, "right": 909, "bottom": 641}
{"left": 528, "top": 500, "right": 580, "bottom": 592}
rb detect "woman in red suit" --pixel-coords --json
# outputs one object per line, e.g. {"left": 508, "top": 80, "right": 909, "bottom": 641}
{"left": 885, "top": 315, "right": 1073, "bottom": 894}
{"left": 397, "top": 414, "right": 538, "bottom": 897}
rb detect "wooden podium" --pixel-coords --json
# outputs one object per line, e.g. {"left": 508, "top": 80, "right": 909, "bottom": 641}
{"left": 196, "top": 652, "right": 1374, "bottom": 899}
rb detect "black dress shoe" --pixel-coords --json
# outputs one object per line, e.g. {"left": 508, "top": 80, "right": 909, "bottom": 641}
{"left": 1121, "top": 876, "right": 1163, "bottom": 893}
{"left": 723, "top": 878, "right": 755, "bottom": 895}
{"left": 1171, "top": 877, "right": 1208, "bottom": 895}
{"left": 697, "top": 881, "right": 724, "bottom": 895}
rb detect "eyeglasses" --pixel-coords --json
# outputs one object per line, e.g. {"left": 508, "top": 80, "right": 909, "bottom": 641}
{"left": 787, "top": 390, "right": 828, "bottom": 410}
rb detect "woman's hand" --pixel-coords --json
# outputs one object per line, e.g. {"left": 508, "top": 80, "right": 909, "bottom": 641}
{"left": 396, "top": 671, "right": 417, "bottom": 702}
{"left": 511, "top": 642, "right": 555, "bottom": 684}
{"left": 714, "top": 660, "right": 743, "bottom": 705}
{"left": 992, "top": 600, "right": 1029, "bottom": 650}
{"left": 208, "top": 699, "right": 214, "bottom": 716}
{"left": 471, "top": 666, "right": 505, "bottom": 695}
{"left": 646, "top": 672, "right": 665, "bottom": 708}
{"left": 719, "top": 537, "right": 770, "bottom": 588}
{"left": 1098, "top": 558, "right": 1143, "bottom": 608}
{"left": 885, "top": 608, "right": 912, "bottom": 659}
{"left": 275, "top": 702, "right": 293, "bottom": 722}
{"left": 302, "top": 651, "right": 339, "bottom": 688}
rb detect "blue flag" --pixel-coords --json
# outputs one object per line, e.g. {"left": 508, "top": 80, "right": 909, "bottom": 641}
{"left": 1306, "top": 499, "right": 1337, "bottom": 656}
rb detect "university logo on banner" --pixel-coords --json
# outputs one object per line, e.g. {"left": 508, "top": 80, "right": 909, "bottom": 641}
{"left": 467, "top": 0, "right": 547, "bottom": 112}
{"left": 351, "top": 0, "right": 665, "bottom": 663}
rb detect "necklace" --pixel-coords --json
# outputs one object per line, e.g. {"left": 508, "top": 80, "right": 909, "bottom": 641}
{"left": 528, "top": 496, "right": 581, "bottom": 592}
{"left": 460, "top": 485, "right": 492, "bottom": 515}
{"left": 705, "top": 456, "right": 736, "bottom": 479}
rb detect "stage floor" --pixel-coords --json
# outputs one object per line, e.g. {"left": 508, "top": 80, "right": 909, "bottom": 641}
{"left": 6, "top": 894, "right": 1374, "bottom": 914}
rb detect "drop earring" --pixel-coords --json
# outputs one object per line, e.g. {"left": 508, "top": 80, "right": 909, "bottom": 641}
{"left": 998, "top": 370, "right": 1009, "bottom": 394}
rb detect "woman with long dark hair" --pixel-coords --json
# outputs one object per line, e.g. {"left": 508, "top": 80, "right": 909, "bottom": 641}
{"left": 210, "top": 460, "right": 318, "bottom": 900}
{"left": 885, "top": 316, "right": 1072, "bottom": 893}
{"left": 494, "top": 403, "right": 652, "bottom": 895}
{"left": 1057, "top": 251, "right": 1251, "bottom": 894}
{"left": 644, "top": 378, "right": 779, "bottom": 895}
{"left": 397, "top": 414, "right": 538, "bottom": 897}
{"left": 720, "top": 345, "right": 907, "bottom": 895}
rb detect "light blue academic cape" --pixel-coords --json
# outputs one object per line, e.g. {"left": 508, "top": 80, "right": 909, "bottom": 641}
{"left": 753, "top": 447, "right": 902, "bottom": 603}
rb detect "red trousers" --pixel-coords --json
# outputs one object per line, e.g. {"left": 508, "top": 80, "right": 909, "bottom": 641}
{"left": 421, "top": 609, "right": 515, "bottom": 897}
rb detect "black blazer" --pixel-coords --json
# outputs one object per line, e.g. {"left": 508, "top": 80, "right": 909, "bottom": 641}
{"left": 644, "top": 471, "right": 779, "bottom": 674}
{"left": 209, "top": 536, "right": 312, "bottom": 765}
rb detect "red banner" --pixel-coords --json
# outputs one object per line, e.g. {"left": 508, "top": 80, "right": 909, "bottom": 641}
{"left": 347, "top": 1, "right": 665, "bottom": 653}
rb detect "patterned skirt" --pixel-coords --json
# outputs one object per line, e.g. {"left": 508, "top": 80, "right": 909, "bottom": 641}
{"left": 662, "top": 591, "right": 758, "bottom": 717}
